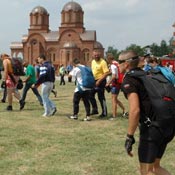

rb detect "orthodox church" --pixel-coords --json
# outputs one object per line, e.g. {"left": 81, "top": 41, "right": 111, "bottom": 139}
{"left": 10, "top": 1, "right": 104, "bottom": 67}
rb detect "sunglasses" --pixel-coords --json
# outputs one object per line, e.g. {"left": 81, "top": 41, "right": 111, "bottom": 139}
{"left": 118, "top": 56, "right": 139, "bottom": 64}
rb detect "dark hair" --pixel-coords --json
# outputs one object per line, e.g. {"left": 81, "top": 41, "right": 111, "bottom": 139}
{"left": 39, "top": 54, "right": 46, "bottom": 60}
{"left": 73, "top": 58, "right": 80, "bottom": 65}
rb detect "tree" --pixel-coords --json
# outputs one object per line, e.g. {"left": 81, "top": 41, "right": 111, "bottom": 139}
{"left": 106, "top": 46, "right": 120, "bottom": 60}
{"left": 125, "top": 44, "right": 144, "bottom": 56}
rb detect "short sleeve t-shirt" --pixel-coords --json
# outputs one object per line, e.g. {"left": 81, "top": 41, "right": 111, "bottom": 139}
{"left": 121, "top": 69, "right": 155, "bottom": 123}
{"left": 91, "top": 58, "right": 109, "bottom": 80}
{"left": 26, "top": 64, "right": 36, "bottom": 84}
{"left": 69, "top": 65, "right": 91, "bottom": 92}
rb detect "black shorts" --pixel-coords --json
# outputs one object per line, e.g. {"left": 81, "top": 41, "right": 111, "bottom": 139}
{"left": 138, "top": 124, "right": 175, "bottom": 163}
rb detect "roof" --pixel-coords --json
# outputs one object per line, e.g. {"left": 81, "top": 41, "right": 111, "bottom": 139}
{"left": 62, "top": 1, "right": 82, "bottom": 12}
{"left": 10, "top": 42, "right": 23, "bottom": 49}
{"left": 31, "top": 6, "right": 48, "bottom": 15}
{"left": 94, "top": 41, "right": 103, "bottom": 49}
{"left": 80, "top": 30, "right": 96, "bottom": 41}
{"left": 41, "top": 31, "right": 59, "bottom": 42}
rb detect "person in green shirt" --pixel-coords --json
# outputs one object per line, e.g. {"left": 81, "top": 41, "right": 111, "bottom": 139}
{"left": 19, "top": 60, "right": 43, "bottom": 110}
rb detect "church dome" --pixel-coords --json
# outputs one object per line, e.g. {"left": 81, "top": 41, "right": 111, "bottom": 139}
{"left": 94, "top": 41, "right": 103, "bottom": 49}
{"left": 31, "top": 6, "right": 48, "bottom": 15}
{"left": 63, "top": 42, "right": 77, "bottom": 48}
{"left": 62, "top": 1, "right": 82, "bottom": 12}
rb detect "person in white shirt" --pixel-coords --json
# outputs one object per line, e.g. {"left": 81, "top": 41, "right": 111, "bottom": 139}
{"left": 68, "top": 58, "right": 91, "bottom": 121}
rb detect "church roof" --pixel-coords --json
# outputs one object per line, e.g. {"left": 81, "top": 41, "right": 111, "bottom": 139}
{"left": 10, "top": 42, "right": 23, "bottom": 49}
{"left": 94, "top": 41, "right": 103, "bottom": 49}
{"left": 80, "top": 30, "right": 96, "bottom": 41}
{"left": 62, "top": 1, "right": 82, "bottom": 12}
{"left": 41, "top": 31, "right": 59, "bottom": 41}
{"left": 31, "top": 6, "right": 48, "bottom": 15}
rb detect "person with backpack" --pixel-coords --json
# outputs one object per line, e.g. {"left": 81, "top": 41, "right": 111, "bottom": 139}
{"left": 19, "top": 60, "right": 43, "bottom": 110}
{"left": 106, "top": 53, "right": 128, "bottom": 120}
{"left": 89, "top": 49, "right": 110, "bottom": 118}
{"left": 68, "top": 58, "right": 93, "bottom": 121}
{"left": 32, "top": 54, "right": 57, "bottom": 117}
{"left": 147, "top": 56, "right": 175, "bottom": 86}
{"left": 0, "top": 53, "right": 24, "bottom": 110}
{"left": 119, "top": 50, "right": 175, "bottom": 175}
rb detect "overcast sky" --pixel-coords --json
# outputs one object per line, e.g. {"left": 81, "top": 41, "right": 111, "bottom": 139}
{"left": 0, "top": 0, "right": 174, "bottom": 54}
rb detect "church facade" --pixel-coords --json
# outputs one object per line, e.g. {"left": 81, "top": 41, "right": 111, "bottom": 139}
{"left": 10, "top": 1, "right": 104, "bottom": 67}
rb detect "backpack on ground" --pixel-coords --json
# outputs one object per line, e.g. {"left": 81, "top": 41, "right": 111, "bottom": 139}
{"left": 11, "top": 57, "right": 25, "bottom": 76}
{"left": 128, "top": 69, "right": 175, "bottom": 127}
{"left": 78, "top": 66, "right": 95, "bottom": 90}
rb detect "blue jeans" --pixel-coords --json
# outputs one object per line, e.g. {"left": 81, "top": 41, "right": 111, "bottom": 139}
{"left": 21, "top": 83, "right": 43, "bottom": 104}
{"left": 41, "top": 82, "right": 56, "bottom": 115}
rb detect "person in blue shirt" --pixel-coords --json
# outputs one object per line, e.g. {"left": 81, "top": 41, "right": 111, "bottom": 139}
{"left": 32, "top": 54, "right": 57, "bottom": 117}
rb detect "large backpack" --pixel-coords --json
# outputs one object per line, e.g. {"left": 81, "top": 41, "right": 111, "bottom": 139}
{"left": 128, "top": 69, "right": 175, "bottom": 127}
{"left": 11, "top": 57, "right": 25, "bottom": 76}
{"left": 77, "top": 65, "right": 95, "bottom": 90}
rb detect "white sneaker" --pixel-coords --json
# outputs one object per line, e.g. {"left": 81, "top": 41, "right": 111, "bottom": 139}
{"left": 69, "top": 115, "right": 78, "bottom": 120}
{"left": 42, "top": 113, "right": 51, "bottom": 117}
{"left": 83, "top": 116, "right": 91, "bottom": 121}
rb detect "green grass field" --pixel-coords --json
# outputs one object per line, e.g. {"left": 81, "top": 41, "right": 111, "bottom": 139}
{"left": 0, "top": 79, "right": 175, "bottom": 175}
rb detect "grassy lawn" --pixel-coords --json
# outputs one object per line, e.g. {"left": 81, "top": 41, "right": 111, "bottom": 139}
{"left": 0, "top": 79, "right": 175, "bottom": 175}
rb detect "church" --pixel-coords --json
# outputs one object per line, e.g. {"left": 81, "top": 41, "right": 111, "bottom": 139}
{"left": 10, "top": 1, "right": 104, "bottom": 67}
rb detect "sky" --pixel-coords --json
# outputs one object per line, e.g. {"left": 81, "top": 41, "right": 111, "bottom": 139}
{"left": 0, "top": 0, "right": 174, "bottom": 54}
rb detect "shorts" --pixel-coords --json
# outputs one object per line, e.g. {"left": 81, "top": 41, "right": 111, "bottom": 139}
{"left": 111, "top": 86, "right": 120, "bottom": 95}
{"left": 6, "top": 75, "right": 19, "bottom": 89}
{"left": 138, "top": 124, "right": 175, "bottom": 163}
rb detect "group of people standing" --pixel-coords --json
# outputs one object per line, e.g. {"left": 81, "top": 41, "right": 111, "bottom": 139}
{"left": 67, "top": 49, "right": 175, "bottom": 175}
{"left": 68, "top": 49, "right": 128, "bottom": 121}
{"left": 1, "top": 50, "right": 175, "bottom": 175}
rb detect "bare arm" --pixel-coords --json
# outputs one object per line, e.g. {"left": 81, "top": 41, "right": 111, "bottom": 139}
{"left": 127, "top": 92, "right": 140, "bottom": 135}
{"left": 96, "top": 71, "right": 110, "bottom": 86}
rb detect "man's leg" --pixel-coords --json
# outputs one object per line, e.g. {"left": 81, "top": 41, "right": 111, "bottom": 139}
{"left": 73, "top": 91, "right": 81, "bottom": 116}
{"left": 32, "top": 87, "right": 43, "bottom": 105}
{"left": 140, "top": 163, "right": 154, "bottom": 175}
{"left": 89, "top": 89, "right": 98, "bottom": 114}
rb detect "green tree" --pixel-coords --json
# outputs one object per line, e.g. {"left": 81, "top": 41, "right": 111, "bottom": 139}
{"left": 106, "top": 46, "right": 120, "bottom": 60}
{"left": 150, "top": 43, "right": 160, "bottom": 56}
{"left": 125, "top": 44, "right": 144, "bottom": 56}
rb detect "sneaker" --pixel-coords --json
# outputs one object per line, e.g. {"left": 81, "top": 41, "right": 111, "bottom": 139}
{"left": 6, "top": 105, "right": 13, "bottom": 111}
{"left": 19, "top": 100, "right": 25, "bottom": 110}
{"left": 83, "top": 116, "right": 91, "bottom": 121}
{"left": 122, "top": 112, "right": 129, "bottom": 118}
{"left": 90, "top": 110, "right": 99, "bottom": 115}
{"left": 50, "top": 107, "right": 57, "bottom": 116}
{"left": 99, "top": 113, "right": 107, "bottom": 118}
{"left": 109, "top": 117, "right": 117, "bottom": 121}
{"left": 69, "top": 115, "right": 78, "bottom": 120}
{"left": 42, "top": 113, "right": 51, "bottom": 117}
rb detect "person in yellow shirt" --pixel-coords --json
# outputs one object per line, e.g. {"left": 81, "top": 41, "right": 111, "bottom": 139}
{"left": 89, "top": 50, "right": 110, "bottom": 117}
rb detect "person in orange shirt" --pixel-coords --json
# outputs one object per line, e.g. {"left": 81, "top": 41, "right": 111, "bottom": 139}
{"left": 0, "top": 54, "right": 24, "bottom": 110}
